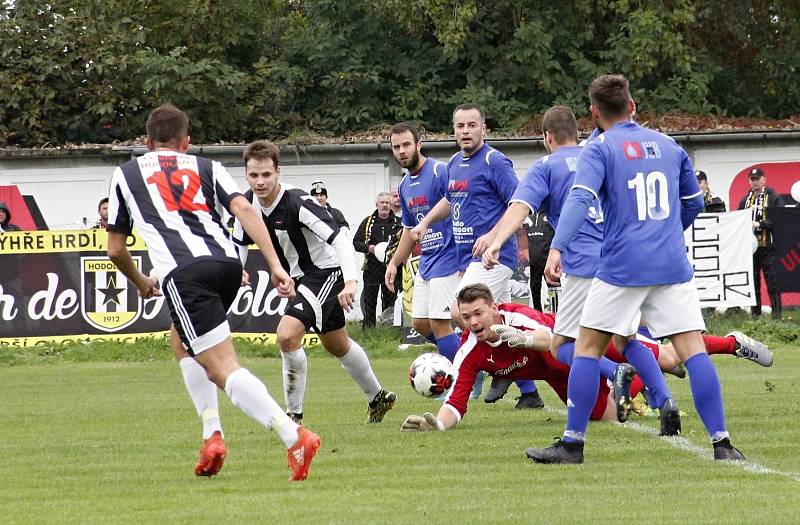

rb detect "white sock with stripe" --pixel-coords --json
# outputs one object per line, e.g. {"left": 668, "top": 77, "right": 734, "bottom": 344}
{"left": 179, "top": 357, "right": 222, "bottom": 439}
{"left": 281, "top": 347, "right": 307, "bottom": 415}
{"left": 338, "top": 339, "right": 382, "bottom": 401}
{"left": 224, "top": 367, "right": 299, "bottom": 448}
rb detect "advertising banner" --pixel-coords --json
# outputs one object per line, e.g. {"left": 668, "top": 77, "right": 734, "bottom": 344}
{"left": 0, "top": 230, "right": 320, "bottom": 347}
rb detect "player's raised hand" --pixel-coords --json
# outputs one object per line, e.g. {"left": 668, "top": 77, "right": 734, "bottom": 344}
{"left": 338, "top": 280, "right": 357, "bottom": 311}
{"left": 271, "top": 267, "right": 295, "bottom": 298}
{"left": 385, "top": 263, "right": 397, "bottom": 292}
{"left": 241, "top": 269, "right": 250, "bottom": 287}
{"left": 400, "top": 413, "right": 442, "bottom": 432}
{"left": 544, "top": 248, "right": 563, "bottom": 283}
{"left": 491, "top": 324, "right": 534, "bottom": 348}
{"left": 482, "top": 242, "right": 501, "bottom": 269}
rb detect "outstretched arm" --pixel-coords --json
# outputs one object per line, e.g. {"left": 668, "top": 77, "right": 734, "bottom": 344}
{"left": 483, "top": 202, "right": 531, "bottom": 268}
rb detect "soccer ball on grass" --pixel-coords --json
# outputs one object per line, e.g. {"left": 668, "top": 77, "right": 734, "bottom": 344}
{"left": 408, "top": 352, "right": 455, "bottom": 398}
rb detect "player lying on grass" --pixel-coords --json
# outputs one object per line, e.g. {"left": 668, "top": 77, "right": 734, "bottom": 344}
{"left": 400, "top": 284, "right": 773, "bottom": 432}
{"left": 400, "top": 284, "right": 622, "bottom": 431}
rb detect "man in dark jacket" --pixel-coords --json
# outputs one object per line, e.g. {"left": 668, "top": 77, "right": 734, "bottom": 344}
{"left": 695, "top": 170, "right": 727, "bottom": 213}
{"left": 738, "top": 167, "right": 785, "bottom": 318}
{"left": 0, "top": 201, "right": 21, "bottom": 232}
{"left": 353, "top": 192, "right": 402, "bottom": 327}
{"left": 310, "top": 180, "right": 349, "bottom": 235}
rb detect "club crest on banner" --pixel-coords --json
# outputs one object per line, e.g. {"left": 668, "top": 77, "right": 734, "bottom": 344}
{"left": 81, "top": 256, "right": 142, "bottom": 331}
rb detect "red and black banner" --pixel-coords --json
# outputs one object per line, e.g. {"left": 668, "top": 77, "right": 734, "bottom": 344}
{"left": 770, "top": 207, "right": 800, "bottom": 293}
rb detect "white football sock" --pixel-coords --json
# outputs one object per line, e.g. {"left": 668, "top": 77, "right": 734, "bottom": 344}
{"left": 179, "top": 357, "right": 222, "bottom": 439}
{"left": 224, "top": 367, "right": 299, "bottom": 448}
{"left": 338, "top": 339, "right": 382, "bottom": 401}
{"left": 281, "top": 347, "right": 307, "bottom": 415}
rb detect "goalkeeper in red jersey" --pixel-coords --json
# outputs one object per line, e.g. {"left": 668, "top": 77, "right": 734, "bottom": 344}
{"left": 401, "top": 284, "right": 619, "bottom": 431}
{"left": 400, "top": 283, "right": 773, "bottom": 432}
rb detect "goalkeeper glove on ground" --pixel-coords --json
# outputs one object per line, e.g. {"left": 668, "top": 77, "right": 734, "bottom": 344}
{"left": 400, "top": 412, "right": 443, "bottom": 432}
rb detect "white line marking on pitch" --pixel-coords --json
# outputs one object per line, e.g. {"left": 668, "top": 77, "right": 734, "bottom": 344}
{"left": 531, "top": 405, "right": 800, "bottom": 482}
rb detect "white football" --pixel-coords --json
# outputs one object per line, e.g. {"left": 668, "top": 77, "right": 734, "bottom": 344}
{"left": 408, "top": 352, "right": 455, "bottom": 398}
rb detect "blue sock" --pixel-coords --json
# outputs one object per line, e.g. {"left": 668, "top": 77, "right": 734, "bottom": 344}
{"left": 557, "top": 342, "right": 575, "bottom": 367}
{"left": 685, "top": 353, "right": 728, "bottom": 440}
{"left": 598, "top": 357, "right": 618, "bottom": 381}
{"left": 435, "top": 333, "right": 460, "bottom": 363}
{"left": 557, "top": 341, "right": 616, "bottom": 380}
{"left": 621, "top": 339, "right": 671, "bottom": 409}
{"left": 643, "top": 387, "right": 657, "bottom": 409}
{"left": 517, "top": 380, "right": 538, "bottom": 394}
{"left": 563, "top": 356, "right": 600, "bottom": 443}
{"left": 424, "top": 331, "right": 437, "bottom": 344}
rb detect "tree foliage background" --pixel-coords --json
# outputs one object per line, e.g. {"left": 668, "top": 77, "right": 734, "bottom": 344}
{"left": 1, "top": 0, "right": 799, "bottom": 147}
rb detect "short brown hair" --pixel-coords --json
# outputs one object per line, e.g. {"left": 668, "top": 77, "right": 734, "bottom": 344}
{"left": 243, "top": 140, "right": 280, "bottom": 168}
{"left": 452, "top": 103, "right": 485, "bottom": 124}
{"left": 146, "top": 104, "right": 189, "bottom": 145}
{"left": 588, "top": 75, "right": 631, "bottom": 118}
{"left": 542, "top": 106, "right": 578, "bottom": 145}
{"left": 389, "top": 122, "right": 420, "bottom": 143}
{"left": 456, "top": 283, "right": 494, "bottom": 306}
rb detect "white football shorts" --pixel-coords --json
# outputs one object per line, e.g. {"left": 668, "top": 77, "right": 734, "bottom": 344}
{"left": 456, "top": 261, "right": 513, "bottom": 303}
{"left": 580, "top": 278, "right": 705, "bottom": 338}
{"left": 412, "top": 272, "right": 461, "bottom": 320}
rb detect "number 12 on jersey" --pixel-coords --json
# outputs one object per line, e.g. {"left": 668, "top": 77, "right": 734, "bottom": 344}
{"left": 627, "top": 171, "right": 670, "bottom": 221}
{"left": 146, "top": 169, "right": 209, "bottom": 213}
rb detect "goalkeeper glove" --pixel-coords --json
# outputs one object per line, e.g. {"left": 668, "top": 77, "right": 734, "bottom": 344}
{"left": 491, "top": 324, "right": 536, "bottom": 348}
{"left": 400, "top": 412, "right": 443, "bottom": 432}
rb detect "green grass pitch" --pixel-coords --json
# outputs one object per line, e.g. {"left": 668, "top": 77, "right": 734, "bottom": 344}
{"left": 2, "top": 321, "right": 799, "bottom": 523}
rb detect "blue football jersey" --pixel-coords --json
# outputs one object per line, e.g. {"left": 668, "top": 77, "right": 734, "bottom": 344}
{"left": 399, "top": 158, "right": 458, "bottom": 279}
{"left": 510, "top": 146, "right": 603, "bottom": 278}
{"left": 446, "top": 143, "right": 519, "bottom": 270}
{"left": 572, "top": 121, "right": 701, "bottom": 286}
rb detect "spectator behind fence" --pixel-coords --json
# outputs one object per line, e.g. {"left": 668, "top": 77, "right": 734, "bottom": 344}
{"left": 353, "top": 192, "right": 402, "bottom": 327}
{"left": 738, "top": 167, "right": 785, "bottom": 319}
{"left": 94, "top": 197, "right": 109, "bottom": 229}
{"left": 695, "top": 171, "right": 726, "bottom": 213}
{"left": 390, "top": 186, "right": 402, "bottom": 218}
{"left": 310, "top": 180, "right": 349, "bottom": 235}
{"left": 0, "top": 201, "right": 21, "bottom": 232}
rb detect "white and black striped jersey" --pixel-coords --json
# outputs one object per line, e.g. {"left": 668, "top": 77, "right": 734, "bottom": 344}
{"left": 107, "top": 151, "right": 243, "bottom": 278}
{"left": 232, "top": 184, "right": 341, "bottom": 278}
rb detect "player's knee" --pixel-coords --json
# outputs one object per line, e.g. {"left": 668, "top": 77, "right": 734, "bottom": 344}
{"left": 412, "top": 318, "right": 431, "bottom": 336}
{"left": 277, "top": 330, "right": 302, "bottom": 351}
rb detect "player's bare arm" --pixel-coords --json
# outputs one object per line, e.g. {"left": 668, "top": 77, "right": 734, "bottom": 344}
{"left": 385, "top": 227, "right": 416, "bottom": 291}
{"left": 107, "top": 231, "right": 160, "bottom": 299}
{"left": 483, "top": 202, "right": 531, "bottom": 269}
